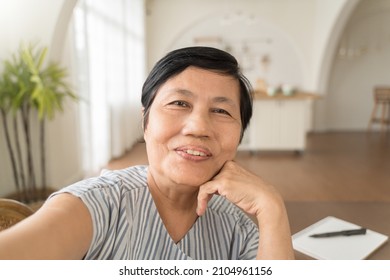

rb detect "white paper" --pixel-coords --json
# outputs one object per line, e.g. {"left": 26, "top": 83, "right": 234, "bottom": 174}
{"left": 292, "top": 216, "right": 388, "bottom": 259}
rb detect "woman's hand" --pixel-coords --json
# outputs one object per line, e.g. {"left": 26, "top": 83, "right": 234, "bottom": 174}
{"left": 196, "top": 160, "right": 280, "bottom": 218}
{"left": 196, "top": 160, "right": 294, "bottom": 259}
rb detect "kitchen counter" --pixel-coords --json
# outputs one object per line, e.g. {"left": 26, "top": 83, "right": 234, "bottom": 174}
{"left": 239, "top": 90, "right": 320, "bottom": 152}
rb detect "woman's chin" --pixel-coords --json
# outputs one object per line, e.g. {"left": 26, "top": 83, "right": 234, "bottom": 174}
{"left": 172, "top": 173, "right": 213, "bottom": 188}
{"left": 161, "top": 162, "right": 220, "bottom": 187}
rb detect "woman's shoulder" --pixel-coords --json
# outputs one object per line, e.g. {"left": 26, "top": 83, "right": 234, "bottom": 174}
{"left": 101, "top": 165, "right": 148, "bottom": 187}
{"left": 52, "top": 165, "right": 149, "bottom": 199}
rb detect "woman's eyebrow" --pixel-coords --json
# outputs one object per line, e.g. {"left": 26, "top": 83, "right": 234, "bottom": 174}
{"left": 212, "top": 96, "right": 237, "bottom": 108}
{"left": 160, "top": 88, "right": 194, "bottom": 100}
{"left": 167, "top": 88, "right": 237, "bottom": 108}
{"left": 172, "top": 88, "right": 194, "bottom": 97}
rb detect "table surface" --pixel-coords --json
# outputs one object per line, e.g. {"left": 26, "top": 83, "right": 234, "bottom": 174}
{"left": 285, "top": 201, "right": 390, "bottom": 260}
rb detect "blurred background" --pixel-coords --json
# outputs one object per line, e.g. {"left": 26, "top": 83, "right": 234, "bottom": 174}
{"left": 0, "top": 0, "right": 389, "bottom": 202}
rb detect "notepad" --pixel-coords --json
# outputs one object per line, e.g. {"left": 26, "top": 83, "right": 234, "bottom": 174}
{"left": 292, "top": 216, "right": 388, "bottom": 259}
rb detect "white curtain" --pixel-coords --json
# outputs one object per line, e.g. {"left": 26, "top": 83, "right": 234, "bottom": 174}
{"left": 73, "top": 0, "right": 146, "bottom": 176}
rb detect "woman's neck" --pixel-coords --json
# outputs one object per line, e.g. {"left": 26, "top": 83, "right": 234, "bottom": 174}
{"left": 147, "top": 170, "right": 200, "bottom": 243}
{"left": 147, "top": 169, "right": 199, "bottom": 210}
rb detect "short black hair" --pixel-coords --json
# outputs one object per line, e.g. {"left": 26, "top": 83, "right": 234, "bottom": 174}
{"left": 141, "top": 46, "right": 253, "bottom": 141}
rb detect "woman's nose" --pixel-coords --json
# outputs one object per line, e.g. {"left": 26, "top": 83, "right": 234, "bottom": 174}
{"left": 182, "top": 109, "right": 212, "bottom": 138}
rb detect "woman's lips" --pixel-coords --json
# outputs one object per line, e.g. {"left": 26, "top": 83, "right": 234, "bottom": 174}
{"left": 175, "top": 146, "right": 212, "bottom": 160}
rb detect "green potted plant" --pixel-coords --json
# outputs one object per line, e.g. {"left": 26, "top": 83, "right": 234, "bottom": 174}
{"left": 0, "top": 43, "right": 77, "bottom": 204}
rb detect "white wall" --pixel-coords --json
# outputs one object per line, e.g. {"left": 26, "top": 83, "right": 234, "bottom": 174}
{"left": 311, "top": 0, "right": 360, "bottom": 131}
{"left": 146, "top": 0, "right": 317, "bottom": 73}
{"left": 169, "top": 12, "right": 305, "bottom": 91}
{"left": 0, "top": 0, "right": 64, "bottom": 60}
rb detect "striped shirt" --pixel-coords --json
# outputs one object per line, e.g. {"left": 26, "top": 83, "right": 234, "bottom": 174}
{"left": 52, "top": 165, "right": 259, "bottom": 259}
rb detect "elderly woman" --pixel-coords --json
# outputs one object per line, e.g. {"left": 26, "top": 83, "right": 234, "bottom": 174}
{"left": 0, "top": 46, "right": 294, "bottom": 260}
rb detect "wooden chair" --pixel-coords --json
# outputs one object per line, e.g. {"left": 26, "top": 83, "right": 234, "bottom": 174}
{"left": 0, "top": 198, "right": 34, "bottom": 231}
{"left": 368, "top": 87, "right": 390, "bottom": 132}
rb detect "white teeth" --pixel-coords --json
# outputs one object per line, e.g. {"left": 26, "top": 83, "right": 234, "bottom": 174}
{"left": 185, "top": 149, "right": 207, "bottom": 157}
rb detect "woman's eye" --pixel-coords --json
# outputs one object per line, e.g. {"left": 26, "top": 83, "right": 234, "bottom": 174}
{"left": 212, "top": 108, "right": 231, "bottom": 116}
{"left": 170, "top": 100, "right": 188, "bottom": 107}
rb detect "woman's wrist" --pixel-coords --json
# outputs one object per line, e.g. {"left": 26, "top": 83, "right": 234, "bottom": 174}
{"left": 255, "top": 190, "right": 286, "bottom": 226}
{"left": 254, "top": 193, "right": 295, "bottom": 260}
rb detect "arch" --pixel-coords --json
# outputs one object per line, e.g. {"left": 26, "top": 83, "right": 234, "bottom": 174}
{"left": 315, "top": 0, "right": 361, "bottom": 94}
{"left": 167, "top": 10, "right": 308, "bottom": 91}
{"left": 50, "top": 0, "right": 78, "bottom": 60}
{"left": 311, "top": 0, "right": 361, "bottom": 131}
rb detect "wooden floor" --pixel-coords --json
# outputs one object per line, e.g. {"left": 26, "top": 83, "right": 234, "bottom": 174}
{"left": 106, "top": 131, "right": 390, "bottom": 202}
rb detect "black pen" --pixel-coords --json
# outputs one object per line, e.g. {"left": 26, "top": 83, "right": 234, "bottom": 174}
{"left": 309, "top": 228, "right": 367, "bottom": 238}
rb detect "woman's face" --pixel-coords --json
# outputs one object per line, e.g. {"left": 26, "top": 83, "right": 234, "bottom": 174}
{"left": 144, "top": 67, "right": 242, "bottom": 189}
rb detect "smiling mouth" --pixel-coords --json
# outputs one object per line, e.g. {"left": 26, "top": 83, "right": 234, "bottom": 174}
{"left": 184, "top": 149, "right": 209, "bottom": 157}
{"left": 175, "top": 147, "right": 212, "bottom": 159}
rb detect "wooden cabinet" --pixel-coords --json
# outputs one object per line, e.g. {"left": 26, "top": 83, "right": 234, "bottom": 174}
{"left": 239, "top": 93, "right": 317, "bottom": 152}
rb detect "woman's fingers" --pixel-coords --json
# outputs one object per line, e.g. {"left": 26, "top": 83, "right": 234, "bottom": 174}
{"left": 197, "top": 160, "right": 283, "bottom": 218}
{"left": 196, "top": 181, "right": 218, "bottom": 216}
{"left": 197, "top": 160, "right": 261, "bottom": 216}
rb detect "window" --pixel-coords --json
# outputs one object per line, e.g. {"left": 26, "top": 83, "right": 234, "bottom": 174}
{"left": 73, "top": 0, "right": 146, "bottom": 176}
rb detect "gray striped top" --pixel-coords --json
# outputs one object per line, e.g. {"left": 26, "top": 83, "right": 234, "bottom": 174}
{"left": 52, "top": 165, "right": 259, "bottom": 259}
